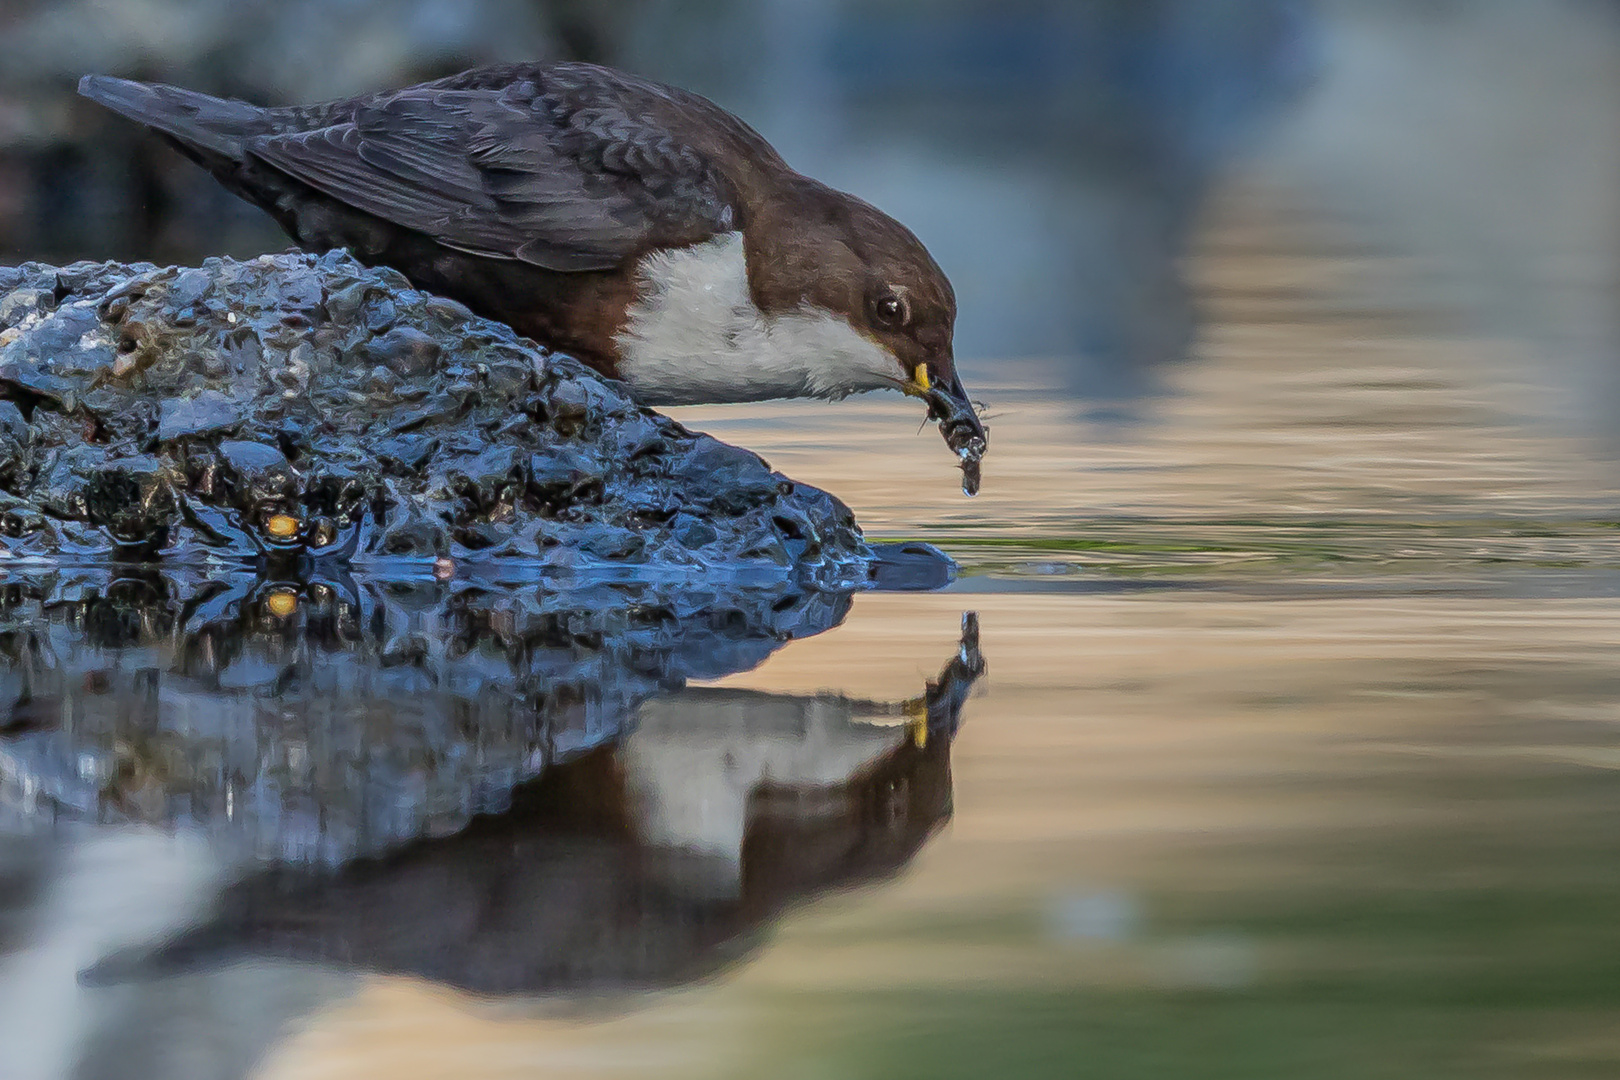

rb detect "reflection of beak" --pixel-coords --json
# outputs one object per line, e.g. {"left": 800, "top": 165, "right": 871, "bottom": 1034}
{"left": 889, "top": 610, "right": 986, "bottom": 747}
{"left": 908, "top": 364, "right": 988, "bottom": 496}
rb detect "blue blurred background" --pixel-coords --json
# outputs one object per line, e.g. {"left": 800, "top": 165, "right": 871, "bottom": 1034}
{"left": 5, "top": 0, "right": 1614, "bottom": 427}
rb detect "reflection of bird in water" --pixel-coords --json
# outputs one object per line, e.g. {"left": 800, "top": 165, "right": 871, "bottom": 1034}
{"left": 0, "top": 570, "right": 858, "bottom": 863}
{"left": 79, "top": 614, "right": 985, "bottom": 996}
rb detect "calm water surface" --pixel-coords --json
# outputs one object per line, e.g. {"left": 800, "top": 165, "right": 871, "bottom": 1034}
{"left": 4, "top": 186, "right": 1620, "bottom": 1080}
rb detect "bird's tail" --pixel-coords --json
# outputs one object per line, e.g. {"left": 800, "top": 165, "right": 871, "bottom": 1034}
{"left": 78, "top": 75, "right": 269, "bottom": 162}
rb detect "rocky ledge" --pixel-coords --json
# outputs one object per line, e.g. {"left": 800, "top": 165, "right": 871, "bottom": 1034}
{"left": 0, "top": 251, "right": 885, "bottom": 585}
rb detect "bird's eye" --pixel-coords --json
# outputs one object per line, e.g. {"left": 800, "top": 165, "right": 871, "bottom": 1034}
{"left": 872, "top": 292, "right": 909, "bottom": 328}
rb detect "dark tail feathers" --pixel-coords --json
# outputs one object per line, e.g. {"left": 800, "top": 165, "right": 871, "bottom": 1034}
{"left": 78, "top": 75, "right": 268, "bottom": 161}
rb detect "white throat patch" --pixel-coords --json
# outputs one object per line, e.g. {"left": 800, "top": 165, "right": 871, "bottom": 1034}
{"left": 614, "top": 232, "right": 901, "bottom": 406}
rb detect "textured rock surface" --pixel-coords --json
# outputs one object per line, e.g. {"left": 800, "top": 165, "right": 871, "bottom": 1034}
{"left": 0, "top": 252, "right": 875, "bottom": 583}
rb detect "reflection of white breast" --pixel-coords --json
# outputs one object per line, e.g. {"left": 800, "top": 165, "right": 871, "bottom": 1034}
{"left": 620, "top": 689, "right": 906, "bottom": 898}
{"left": 616, "top": 232, "right": 899, "bottom": 406}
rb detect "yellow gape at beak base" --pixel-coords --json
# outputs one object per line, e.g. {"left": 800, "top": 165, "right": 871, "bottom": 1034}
{"left": 914, "top": 365, "right": 930, "bottom": 392}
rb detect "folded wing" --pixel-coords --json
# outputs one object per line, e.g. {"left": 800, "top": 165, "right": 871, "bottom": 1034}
{"left": 248, "top": 80, "right": 736, "bottom": 272}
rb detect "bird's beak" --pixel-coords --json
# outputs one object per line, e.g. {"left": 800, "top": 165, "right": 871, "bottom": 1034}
{"left": 906, "top": 363, "right": 988, "bottom": 496}
{"left": 904, "top": 363, "right": 932, "bottom": 398}
{"left": 932, "top": 370, "right": 986, "bottom": 440}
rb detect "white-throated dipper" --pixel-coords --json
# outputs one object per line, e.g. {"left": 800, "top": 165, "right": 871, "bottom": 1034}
{"left": 79, "top": 62, "right": 988, "bottom": 494}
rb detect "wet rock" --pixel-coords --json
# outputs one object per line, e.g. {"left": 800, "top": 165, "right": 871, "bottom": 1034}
{"left": 579, "top": 525, "right": 646, "bottom": 562}
{"left": 0, "top": 402, "right": 28, "bottom": 490}
{"left": 361, "top": 325, "right": 439, "bottom": 377}
{"left": 81, "top": 453, "right": 176, "bottom": 546}
{"left": 671, "top": 513, "right": 718, "bottom": 551}
{"left": 0, "top": 252, "right": 882, "bottom": 585}
{"left": 157, "top": 389, "right": 241, "bottom": 442}
{"left": 527, "top": 445, "right": 606, "bottom": 503}
{"left": 668, "top": 435, "right": 784, "bottom": 515}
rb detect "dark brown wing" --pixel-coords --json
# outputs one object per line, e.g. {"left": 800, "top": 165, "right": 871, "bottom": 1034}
{"left": 247, "top": 75, "right": 737, "bottom": 272}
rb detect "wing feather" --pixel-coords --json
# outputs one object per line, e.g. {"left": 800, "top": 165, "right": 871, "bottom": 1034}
{"left": 245, "top": 79, "right": 735, "bottom": 273}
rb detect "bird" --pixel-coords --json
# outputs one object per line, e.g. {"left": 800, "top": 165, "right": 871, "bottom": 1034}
{"left": 78, "top": 62, "right": 987, "bottom": 493}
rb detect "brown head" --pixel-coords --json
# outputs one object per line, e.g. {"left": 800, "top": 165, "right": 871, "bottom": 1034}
{"left": 742, "top": 180, "right": 985, "bottom": 441}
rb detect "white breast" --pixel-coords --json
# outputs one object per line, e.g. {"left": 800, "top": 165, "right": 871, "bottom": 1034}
{"left": 614, "top": 232, "right": 901, "bottom": 406}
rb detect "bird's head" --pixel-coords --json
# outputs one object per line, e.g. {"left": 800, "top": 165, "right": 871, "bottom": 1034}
{"left": 746, "top": 183, "right": 986, "bottom": 453}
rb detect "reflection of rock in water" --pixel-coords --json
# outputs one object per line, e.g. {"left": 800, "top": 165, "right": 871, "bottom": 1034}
{"left": 76, "top": 615, "right": 983, "bottom": 996}
{"left": 0, "top": 569, "right": 860, "bottom": 865}
{"left": 0, "top": 834, "right": 47, "bottom": 956}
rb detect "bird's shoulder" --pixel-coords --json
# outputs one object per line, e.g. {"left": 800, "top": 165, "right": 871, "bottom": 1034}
{"left": 424, "top": 61, "right": 789, "bottom": 179}
{"left": 245, "top": 62, "right": 778, "bottom": 272}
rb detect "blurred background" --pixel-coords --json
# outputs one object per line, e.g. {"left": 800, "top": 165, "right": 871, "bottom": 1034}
{"left": 5, "top": 3, "right": 1620, "bottom": 1079}
{"left": 3, "top": 0, "right": 1616, "bottom": 427}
